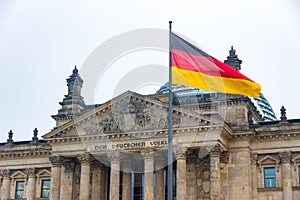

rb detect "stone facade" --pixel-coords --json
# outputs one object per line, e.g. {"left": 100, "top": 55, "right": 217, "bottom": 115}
{"left": 1, "top": 67, "right": 300, "bottom": 200}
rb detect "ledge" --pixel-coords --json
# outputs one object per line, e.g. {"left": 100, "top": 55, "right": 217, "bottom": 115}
{"left": 258, "top": 187, "right": 283, "bottom": 192}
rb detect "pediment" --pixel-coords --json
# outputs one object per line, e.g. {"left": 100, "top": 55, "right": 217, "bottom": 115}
{"left": 36, "top": 169, "right": 51, "bottom": 178}
{"left": 292, "top": 155, "right": 300, "bottom": 164}
{"left": 11, "top": 170, "right": 27, "bottom": 179}
{"left": 43, "top": 91, "right": 223, "bottom": 139}
{"left": 257, "top": 155, "right": 280, "bottom": 165}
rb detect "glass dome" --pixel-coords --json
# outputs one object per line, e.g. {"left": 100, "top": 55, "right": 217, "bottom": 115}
{"left": 156, "top": 83, "right": 277, "bottom": 121}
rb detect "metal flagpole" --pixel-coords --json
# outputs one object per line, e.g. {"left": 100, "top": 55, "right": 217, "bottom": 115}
{"left": 167, "top": 20, "right": 173, "bottom": 200}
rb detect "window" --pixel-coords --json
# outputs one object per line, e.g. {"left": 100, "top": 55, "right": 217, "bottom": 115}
{"left": 15, "top": 181, "right": 25, "bottom": 199}
{"left": 264, "top": 167, "right": 276, "bottom": 188}
{"left": 41, "top": 179, "right": 50, "bottom": 198}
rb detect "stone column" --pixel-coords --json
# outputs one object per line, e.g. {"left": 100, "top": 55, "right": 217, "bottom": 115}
{"left": 78, "top": 153, "right": 92, "bottom": 200}
{"left": 49, "top": 156, "right": 62, "bottom": 200}
{"left": 60, "top": 160, "right": 75, "bottom": 200}
{"left": 1, "top": 169, "right": 10, "bottom": 200}
{"left": 280, "top": 152, "right": 292, "bottom": 200}
{"left": 108, "top": 152, "right": 120, "bottom": 200}
{"left": 155, "top": 160, "right": 165, "bottom": 200}
{"left": 209, "top": 144, "right": 221, "bottom": 200}
{"left": 26, "top": 168, "right": 36, "bottom": 200}
{"left": 122, "top": 162, "right": 132, "bottom": 200}
{"left": 175, "top": 148, "right": 187, "bottom": 200}
{"left": 250, "top": 153, "right": 258, "bottom": 200}
{"left": 142, "top": 150, "right": 154, "bottom": 200}
{"left": 91, "top": 162, "right": 103, "bottom": 200}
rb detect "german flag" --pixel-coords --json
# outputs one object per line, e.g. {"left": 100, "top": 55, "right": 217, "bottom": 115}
{"left": 171, "top": 33, "right": 261, "bottom": 97}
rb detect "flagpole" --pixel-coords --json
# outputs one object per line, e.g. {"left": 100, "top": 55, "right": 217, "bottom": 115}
{"left": 168, "top": 20, "right": 173, "bottom": 200}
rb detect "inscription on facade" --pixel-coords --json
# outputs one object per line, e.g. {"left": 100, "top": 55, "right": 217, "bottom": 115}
{"left": 93, "top": 139, "right": 168, "bottom": 151}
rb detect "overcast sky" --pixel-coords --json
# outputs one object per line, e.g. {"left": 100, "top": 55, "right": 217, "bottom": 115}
{"left": 0, "top": 0, "right": 300, "bottom": 142}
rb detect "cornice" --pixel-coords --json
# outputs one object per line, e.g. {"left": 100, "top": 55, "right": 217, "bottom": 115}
{"left": 45, "top": 125, "right": 226, "bottom": 144}
{"left": 0, "top": 150, "right": 51, "bottom": 159}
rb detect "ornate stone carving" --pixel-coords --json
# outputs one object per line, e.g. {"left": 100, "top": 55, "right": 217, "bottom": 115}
{"left": 101, "top": 115, "right": 120, "bottom": 133}
{"left": 83, "top": 119, "right": 102, "bottom": 135}
{"left": 78, "top": 153, "right": 92, "bottom": 165}
{"left": 280, "top": 106, "right": 287, "bottom": 121}
{"left": 209, "top": 144, "right": 222, "bottom": 156}
{"left": 195, "top": 157, "right": 210, "bottom": 198}
{"left": 141, "top": 150, "right": 154, "bottom": 160}
{"left": 6, "top": 130, "right": 13, "bottom": 146}
{"left": 49, "top": 155, "right": 63, "bottom": 167}
{"left": 2, "top": 169, "right": 10, "bottom": 178}
{"left": 220, "top": 151, "right": 229, "bottom": 164}
{"left": 279, "top": 151, "right": 291, "bottom": 163}
{"left": 250, "top": 153, "right": 258, "bottom": 165}
{"left": 174, "top": 147, "right": 187, "bottom": 160}
{"left": 64, "top": 160, "right": 75, "bottom": 172}
{"left": 25, "top": 168, "right": 36, "bottom": 178}
{"left": 129, "top": 97, "right": 151, "bottom": 127}
{"left": 107, "top": 151, "right": 120, "bottom": 162}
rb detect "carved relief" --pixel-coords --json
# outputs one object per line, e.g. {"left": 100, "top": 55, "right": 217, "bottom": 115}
{"left": 69, "top": 94, "right": 206, "bottom": 137}
{"left": 101, "top": 115, "right": 120, "bottom": 134}
{"left": 209, "top": 144, "right": 222, "bottom": 157}
{"left": 78, "top": 153, "right": 92, "bottom": 165}
{"left": 2, "top": 169, "right": 10, "bottom": 178}
{"left": 49, "top": 155, "right": 63, "bottom": 167}
{"left": 25, "top": 168, "right": 36, "bottom": 178}
{"left": 279, "top": 151, "right": 291, "bottom": 164}
{"left": 195, "top": 156, "right": 210, "bottom": 199}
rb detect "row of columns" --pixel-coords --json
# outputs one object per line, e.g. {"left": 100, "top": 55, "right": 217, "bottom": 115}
{"left": 49, "top": 145, "right": 222, "bottom": 200}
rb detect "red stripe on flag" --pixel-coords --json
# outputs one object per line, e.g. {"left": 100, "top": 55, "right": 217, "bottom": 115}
{"left": 172, "top": 49, "right": 254, "bottom": 82}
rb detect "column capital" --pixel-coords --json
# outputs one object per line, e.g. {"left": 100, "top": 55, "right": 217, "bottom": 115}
{"left": 2, "top": 169, "right": 10, "bottom": 178}
{"left": 107, "top": 151, "right": 120, "bottom": 163}
{"left": 279, "top": 151, "right": 292, "bottom": 164}
{"left": 250, "top": 153, "right": 258, "bottom": 165}
{"left": 78, "top": 153, "right": 93, "bottom": 165}
{"left": 64, "top": 160, "right": 75, "bottom": 171}
{"left": 174, "top": 147, "right": 187, "bottom": 160}
{"left": 141, "top": 150, "right": 154, "bottom": 160}
{"left": 122, "top": 161, "right": 132, "bottom": 172}
{"left": 209, "top": 144, "right": 222, "bottom": 157}
{"left": 49, "top": 155, "right": 63, "bottom": 167}
{"left": 25, "top": 168, "right": 36, "bottom": 178}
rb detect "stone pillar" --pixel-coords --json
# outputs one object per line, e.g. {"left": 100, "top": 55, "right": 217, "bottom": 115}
{"left": 1, "top": 169, "right": 10, "bottom": 200}
{"left": 142, "top": 150, "right": 154, "bottom": 200}
{"left": 26, "top": 168, "right": 36, "bottom": 200}
{"left": 209, "top": 144, "right": 221, "bottom": 200}
{"left": 175, "top": 148, "right": 187, "bottom": 200}
{"left": 108, "top": 152, "right": 120, "bottom": 200}
{"left": 155, "top": 160, "right": 165, "bottom": 200}
{"left": 280, "top": 152, "right": 292, "bottom": 200}
{"left": 91, "top": 162, "right": 103, "bottom": 200}
{"left": 122, "top": 162, "right": 132, "bottom": 200}
{"left": 78, "top": 153, "right": 92, "bottom": 200}
{"left": 60, "top": 160, "right": 75, "bottom": 200}
{"left": 250, "top": 153, "right": 258, "bottom": 200}
{"left": 49, "top": 156, "right": 62, "bottom": 200}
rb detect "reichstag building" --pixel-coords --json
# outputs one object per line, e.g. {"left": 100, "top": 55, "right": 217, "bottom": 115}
{"left": 0, "top": 47, "right": 299, "bottom": 200}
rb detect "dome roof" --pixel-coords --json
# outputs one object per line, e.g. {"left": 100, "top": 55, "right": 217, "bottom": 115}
{"left": 155, "top": 84, "right": 277, "bottom": 121}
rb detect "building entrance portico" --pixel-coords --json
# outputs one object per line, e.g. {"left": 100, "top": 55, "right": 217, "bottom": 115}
{"left": 47, "top": 144, "right": 224, "bottom": 200}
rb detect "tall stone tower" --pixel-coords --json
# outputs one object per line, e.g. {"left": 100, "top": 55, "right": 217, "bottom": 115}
{"left": 52, "top": 66, "right": 86, "bottom": 126}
